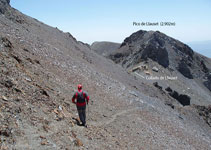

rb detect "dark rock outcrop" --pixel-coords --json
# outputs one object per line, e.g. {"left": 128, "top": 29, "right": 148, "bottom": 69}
{"left": 204, "top": 74, "right": 211, "bottom": 91}
{"left": 165, "top": 87, "right": 173, "bottom": 92}
{"left": 140, "top": 41, "right": 169, "bottom": 68}
{"left": 177, "top": 60, "right": 193, "bottom": 79}
{"left": 178, "top": 94, "right": 191, "bottom": 106}
{"left": 153, "top": 82, "right": 162, "bottom": 90}
{"left": 169, "top": 91, "right": 179, "bottom": 100}
{"left": 194, "top": 105, "right": 211, "bottom": 127}
{"left": 166, "top": 87, "right": 191, "bottom": 106}
{"left": 0, "top": 0, "right": 10, "bottom": 14}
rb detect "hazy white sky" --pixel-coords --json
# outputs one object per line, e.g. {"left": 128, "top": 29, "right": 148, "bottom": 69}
{"left": 11, "top": 0, "right": 211, "bottom": 45}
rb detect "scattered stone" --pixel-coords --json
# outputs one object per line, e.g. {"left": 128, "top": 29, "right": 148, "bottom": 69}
{"left": 58, "top": 105, "right": 62, "bottom": 111}
{"left": 152, "top": 66, "right": 159, "bottom": 72}
{"left": 26, "top": 58, "right": 34, "bottom": 64}
{"left": 13, "top": 87, "right": 22, "bottom": 93}
{"left": 40, "top": 136, "right": 46, "bottom": 139}
{"left": 2, "top": 95, "right": 8, "bottom": 101}
{"left": 43, "top": 125, "right": 50, "bottom": 132}
{"left": 23, "top": 48, "right": 29, "bottom": 52}
{"left": 0, "top": 128, "right": 11, "bottom": 137}
{"left": 194, "top": 105, "right": 211, "bottom": 127}
{"left": 34, "top": 59, "right": 40, "bottom": 64}
{"left": 1, "top": 37, "right": 13, "bottom": 49}
{"left": 153, "top": 82, "right": 162, "bottom": 90}
{"left": 40, "top": 89, "right": 49, "bottom": 97}
{"left": 75, "top": 138, "right": 83, "bottom": 147}
{"left": 25, "top": 77, "right": 32, "bottom": 82}
{"left": 41, "top": 139, "right": 48, "bottom": 145}
{"left": 11, "top": 54, "right": 22, "bottom": 63}
{"left": 0, "top": 146, "right": 8, "bottom": 150}
{"left": 165, "top": 101, "right": 175, "bottom": 109}
{"left": 165, "top": 87, "right": 172, "bottom": 92}
{"left": 144, "top": 71, "right": 151, "bottom": 75}
{"left": 129, "top": 91, "right": 138, "bottom": 97}
{"left": 2, "top": 79, "right": 14, "bottom": 88}
{"left": 68, "top": 136, "right": 74, "bottom": 142}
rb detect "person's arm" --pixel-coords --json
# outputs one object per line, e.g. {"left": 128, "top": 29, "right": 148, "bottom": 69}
{"left": 85, "top": 92, "right": 89, "bottom": 104}
{"left": 72, "top": 93, "right": 76, "bottom": 104}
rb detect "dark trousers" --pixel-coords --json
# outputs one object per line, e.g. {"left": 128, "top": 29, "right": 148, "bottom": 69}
{"left": 77, "top": 105, "right": 86, "bottom": 125}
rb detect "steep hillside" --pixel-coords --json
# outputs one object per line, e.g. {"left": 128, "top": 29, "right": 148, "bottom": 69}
{"left": 91, "top": 41, "right": 120, "bottom": 56}
{"left": 0, "top": 1, "right": 211, "bottom": 149}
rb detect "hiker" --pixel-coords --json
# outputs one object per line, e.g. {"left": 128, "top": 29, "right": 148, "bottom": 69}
{"left": 72, "top": 84, "right": 89, "bottom": 127}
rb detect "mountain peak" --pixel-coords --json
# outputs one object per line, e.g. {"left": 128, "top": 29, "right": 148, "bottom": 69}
{"left": 109, "top": 30, "right": 210, "bottom": 81}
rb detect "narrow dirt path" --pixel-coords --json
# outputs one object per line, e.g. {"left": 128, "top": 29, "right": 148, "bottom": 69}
{"left": 90, "top": 107, "right": 139, "bottom": 127}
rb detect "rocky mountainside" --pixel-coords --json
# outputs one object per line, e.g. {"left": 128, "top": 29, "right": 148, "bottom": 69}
{"left": 0, "top": 1, "right": 211, "bottom": 149}
{"left": 91, "top": 41, "right": 120, "bottom": 57}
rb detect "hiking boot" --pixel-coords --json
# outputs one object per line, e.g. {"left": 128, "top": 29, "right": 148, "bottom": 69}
{"left": 82, "top": 123, "right": 87, "bottom": 128}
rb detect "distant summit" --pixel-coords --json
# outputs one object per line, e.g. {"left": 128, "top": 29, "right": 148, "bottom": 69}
{"left": 109, "top": 30, "right": 211, "bottom": 78}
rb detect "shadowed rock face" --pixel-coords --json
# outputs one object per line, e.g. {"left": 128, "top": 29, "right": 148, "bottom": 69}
{"left": 140, "top": 40, "right": 169, "bottom": 68}
{"left": 177, "top": 60, "right": 193, "bottom": 79}
{"left": 204, "top": 74, "right": 211, "bottom": 91}
{"left": 0, "top": 0, "right": 10, "bottom": 14}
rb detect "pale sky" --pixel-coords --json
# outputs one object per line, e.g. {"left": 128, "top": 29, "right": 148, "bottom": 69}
{"left": 11, "top": 0, "right": 211, "bottom": 45}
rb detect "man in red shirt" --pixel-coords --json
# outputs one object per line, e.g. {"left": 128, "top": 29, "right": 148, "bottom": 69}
{"left": 72, "top": 84, "right": 89, "bottom": 127}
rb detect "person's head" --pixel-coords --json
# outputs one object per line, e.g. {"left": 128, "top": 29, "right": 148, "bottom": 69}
{"left": 78, "top": 84, "right": 82, "bottom": 91}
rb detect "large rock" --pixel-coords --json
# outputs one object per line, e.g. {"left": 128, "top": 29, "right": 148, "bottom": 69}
{"left": 166, "top": 87, "right": 191, "bottom": 106}
{"left": 178, "top": 94, "right": 191, "bottom": 106}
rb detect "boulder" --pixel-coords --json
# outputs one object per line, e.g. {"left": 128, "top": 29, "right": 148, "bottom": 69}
{"left": 167, "top": 87, "right": 191, "bottom": 106}
{"left": 177, "top": 94, "right": 190, "bottom": 106}
{"left": 153, "top": 82, "right": 162, "bottom": 90}
{"left": 169, "top": 91, "right": 179, "bottom": 99}
{"left": 152, "top": 66, "right": 159, "bottom": 72}
{"left": 165, "top": 87, "right": 172, "bottom": 92}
